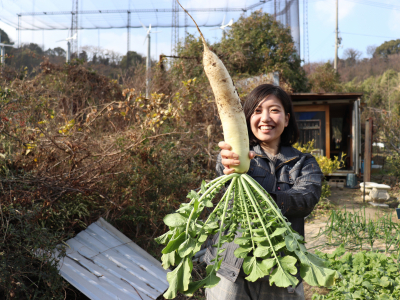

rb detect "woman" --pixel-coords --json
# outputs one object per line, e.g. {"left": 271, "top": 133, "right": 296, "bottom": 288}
{"left": 204, "top": 84, "right": 323, "bottom": 300}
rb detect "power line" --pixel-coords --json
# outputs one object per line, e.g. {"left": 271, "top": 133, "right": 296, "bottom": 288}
{"left": 5, "top": 22, "right": 242, "bottom": 31}
{"left": 17, "top": 6, "right": 270, "bottom": 17}
{"left": 344, "top": 0, "right": 400, "bottom": 11}
{"left": 309, "top": 0, "right": 400, "bottom": 11}
{"left": 309, "top": 32, "right": 333, "bottom": 58}
{"left": 341, "top": 31, "right": 399, "bottom": 39}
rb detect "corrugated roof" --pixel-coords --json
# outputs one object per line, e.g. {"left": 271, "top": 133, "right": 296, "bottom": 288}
{"left": 291, "top": 93, "right": 363, "bottom": 101}
{"left": 55, "top": 218, "right": 168, "bottom": 300}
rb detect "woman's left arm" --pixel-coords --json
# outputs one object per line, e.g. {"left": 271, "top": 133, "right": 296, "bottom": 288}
{"left": 270, "top": 154, "right": 323, "bottom": 218}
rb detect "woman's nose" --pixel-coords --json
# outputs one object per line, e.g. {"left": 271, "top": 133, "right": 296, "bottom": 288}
{"left": 260, "top": 111, "right": 271, "bottom": 122}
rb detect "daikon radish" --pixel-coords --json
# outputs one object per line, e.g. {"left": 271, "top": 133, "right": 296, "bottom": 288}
{"left": 177, "top": 1, "right": 250, "bottom": 173}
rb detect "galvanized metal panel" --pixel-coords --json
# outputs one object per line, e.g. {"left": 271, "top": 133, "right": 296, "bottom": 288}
{"left": 57, "top": 218, "right": 169, "bottom": 300}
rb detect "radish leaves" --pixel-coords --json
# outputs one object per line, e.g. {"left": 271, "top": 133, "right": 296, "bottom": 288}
{"left": 156, "top": 174, "right": 339, "bottom": 298}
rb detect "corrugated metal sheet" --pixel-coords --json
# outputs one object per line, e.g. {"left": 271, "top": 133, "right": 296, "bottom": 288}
{"left": 55, "top": 218, "right": 169, "bottom": 300}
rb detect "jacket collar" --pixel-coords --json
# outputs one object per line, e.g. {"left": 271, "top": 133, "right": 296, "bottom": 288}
{"left": 251, "top": 143, "right": 301, "bottom": 167}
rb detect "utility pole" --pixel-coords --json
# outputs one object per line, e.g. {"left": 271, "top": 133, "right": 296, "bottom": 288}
{"left": 66, "top": 41, "right": 71, "bottom": 63}
{"left": 141, "top": 23, "right": 160, "bottom": 98}
{"left": 127, "top": 11, "right": 131, "bottom": 70}
{"left": 17, "top": 15, "right": 21, "bottom": 48}
{"left": 334, "top": 0, "right": 338, "bottom": 71}
{"left": 146, "top": 33, "right": 151, "bottom": 98}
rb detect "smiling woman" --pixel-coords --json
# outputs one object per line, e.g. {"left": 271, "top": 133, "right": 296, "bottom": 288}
{"left": 210, "top": 84, "right": 324, "bottom": 299}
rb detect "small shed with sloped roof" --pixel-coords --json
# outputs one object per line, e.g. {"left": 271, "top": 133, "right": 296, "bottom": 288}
{"left": 291, "top": 93, "right": 363, "bottom": 176}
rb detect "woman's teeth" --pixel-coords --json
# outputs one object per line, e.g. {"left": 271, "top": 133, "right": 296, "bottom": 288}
{"left": 260, "top": 126, "right": 273, "bottom": 130}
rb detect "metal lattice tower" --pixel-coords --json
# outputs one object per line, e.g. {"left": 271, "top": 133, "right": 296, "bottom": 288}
{"left": 273, "top": 0, "right": 300, "bottom": 56}
{"left": 285, "top": 0, "right": 290, "bottom": 29}
{"left": 171, "top": 0, "right": 179, "bottom": 54}
{"left": 71, "top": 0, "right": 78, "bottom": 54}
{"left": 303, "top": 0, "right": 309, "bottom": 64}
{"left": 184, "top": 10, "right": 188, "bottom": 44}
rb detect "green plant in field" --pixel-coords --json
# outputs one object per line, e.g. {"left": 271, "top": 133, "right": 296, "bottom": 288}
{"left": 386, "top": 153, "right": 400, "bottom": 177}
{"left": 156, "top": 174, "right": 339, "bottom": 299}
{"left": 313, "top": 244, "right": 400, "bottom": 300}
{"left": 316, "top": 208, "right": 400, "bottom": 254}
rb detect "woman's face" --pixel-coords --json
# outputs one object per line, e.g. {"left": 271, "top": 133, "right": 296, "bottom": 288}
{"left": 250, "top": 94, "right": 289, "bottom": 149}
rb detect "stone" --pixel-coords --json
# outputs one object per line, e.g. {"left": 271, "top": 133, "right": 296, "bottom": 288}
{"left": 369, "top": 187, "right": 390, "bottom": 203}
{"left": 369, "top": 202, "right": 389, "bottom": 208}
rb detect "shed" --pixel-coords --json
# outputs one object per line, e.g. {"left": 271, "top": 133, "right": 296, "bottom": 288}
{"left": 291, "top": 93, "right": 362, "bottom": 176}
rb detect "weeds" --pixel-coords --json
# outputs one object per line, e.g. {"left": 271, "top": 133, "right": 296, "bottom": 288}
{"left": 316, "top": 207, "right": 400, "bottom": 255}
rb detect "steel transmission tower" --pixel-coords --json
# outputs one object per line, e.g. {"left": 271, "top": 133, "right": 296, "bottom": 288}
{"left": 184, "top": 11, "right": 188, "bottom": 44}
{"left": 71, "top": 0, "right": 78, "bottom": 55}
{"left": 171, "top": 0, "right": 179, "bottom": 54}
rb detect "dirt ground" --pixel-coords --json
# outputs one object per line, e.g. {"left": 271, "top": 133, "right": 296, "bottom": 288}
{"left": 302, "top": 185, "right": 400, "bottom": 299}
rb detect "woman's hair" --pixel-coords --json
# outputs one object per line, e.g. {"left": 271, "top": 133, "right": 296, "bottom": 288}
{"left": 243, "top": 84, "right": 299, "bottom": 147}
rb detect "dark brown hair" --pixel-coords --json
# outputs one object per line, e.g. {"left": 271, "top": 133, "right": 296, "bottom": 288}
{"left": 243, "top": 84, "right": 299, "bottom": 147}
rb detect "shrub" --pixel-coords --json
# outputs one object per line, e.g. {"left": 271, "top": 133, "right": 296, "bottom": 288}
{"left": 293, "top": 141, "right": 345, "bottom": 214}
{"left": 0, "top": 204, "right": 69, "bottom": 299}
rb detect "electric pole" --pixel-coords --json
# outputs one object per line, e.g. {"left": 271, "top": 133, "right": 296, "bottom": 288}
{"left": 334, "top": 0, "right": 338, "bottom": 71}
{"left": 146, "top": 33, "right": 151, "bottom": 98}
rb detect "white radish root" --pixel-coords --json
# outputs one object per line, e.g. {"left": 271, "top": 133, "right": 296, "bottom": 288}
{"left": 177, "top": 1, "right": 250, "bottom": 173}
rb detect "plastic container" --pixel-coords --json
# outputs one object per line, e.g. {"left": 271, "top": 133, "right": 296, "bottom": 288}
{"left": 396, "top": 208, "right": 400, "bottom": 220}
{"left": 346, "top": 174, "right": 357, "bottom": 188}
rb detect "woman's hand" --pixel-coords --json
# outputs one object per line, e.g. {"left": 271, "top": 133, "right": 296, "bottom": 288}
{"left": 218, "top": 141, "right": 255, "bottom": 175}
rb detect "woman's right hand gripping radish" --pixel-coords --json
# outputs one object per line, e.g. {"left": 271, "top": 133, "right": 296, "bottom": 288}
{"left": 218, "top": 141, "right": 255, "bottom": 175}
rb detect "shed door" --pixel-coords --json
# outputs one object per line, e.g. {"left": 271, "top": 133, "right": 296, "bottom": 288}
{"left": 298, "top": 119, "right": 322, "bottom": 153}
{"left": 295, "top": 110, "right": 326, "bottom": 156}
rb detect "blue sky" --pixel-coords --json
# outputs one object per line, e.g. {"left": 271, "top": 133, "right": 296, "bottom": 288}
{"left": 307, "top": 0, "right": 400, "bottom": 62}
{"left": 0, "top": 0, "right": 398, "bottom": 63}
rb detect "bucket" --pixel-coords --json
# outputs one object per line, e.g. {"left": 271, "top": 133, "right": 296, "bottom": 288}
{"left": 346, "top": 174, "right": 357, "bottom": 188}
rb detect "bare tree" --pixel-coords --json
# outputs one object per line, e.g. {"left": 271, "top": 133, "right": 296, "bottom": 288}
{"left": 343, "top": 48, "right": 362, "bottom": 67}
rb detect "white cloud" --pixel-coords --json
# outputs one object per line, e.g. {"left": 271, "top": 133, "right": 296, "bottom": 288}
{"left": 314, "top": 0, "right": 356, "bottom": 25}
